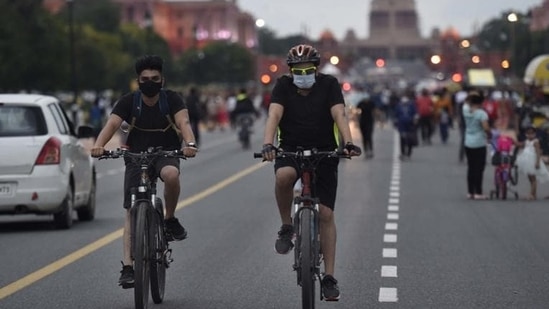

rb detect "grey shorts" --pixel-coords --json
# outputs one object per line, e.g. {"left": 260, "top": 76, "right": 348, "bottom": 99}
{"left": 123, "top": 157, "right": 180, "bottom": 208}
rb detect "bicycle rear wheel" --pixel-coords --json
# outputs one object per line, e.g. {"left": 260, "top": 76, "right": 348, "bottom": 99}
{"left": 299, "top": 209, "right": 316, "bottom": 309}
{"left": 134, "top": 201, "right": 151, "bottom": 309}
{"left": 150, "top": 198, "right": 167, "bottom": 304}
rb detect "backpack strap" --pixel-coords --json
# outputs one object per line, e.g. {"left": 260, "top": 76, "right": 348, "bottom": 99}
{"left": 128, "top": 90, "right": 181, "bottom": 140}
{"left": 127, "top": 91, "right": 142, "bottom": 133}
{"left": 159, "top": 90, "right": 181, "bottom": 138}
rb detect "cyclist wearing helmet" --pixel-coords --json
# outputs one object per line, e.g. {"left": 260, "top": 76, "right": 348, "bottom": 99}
{"left": 261, "top": 44, "right": 361, "bottom": 301}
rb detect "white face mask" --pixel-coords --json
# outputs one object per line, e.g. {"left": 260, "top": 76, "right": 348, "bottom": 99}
{"left": 293, "top": 73, "right": 316, "bottom": 89}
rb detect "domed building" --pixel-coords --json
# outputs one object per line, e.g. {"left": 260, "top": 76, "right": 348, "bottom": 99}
{"left": 341, "top": 0, "right": 437, "bottom": 61}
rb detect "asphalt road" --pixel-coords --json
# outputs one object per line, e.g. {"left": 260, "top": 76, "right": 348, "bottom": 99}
{"left": 2, "top": 120, "right": 549, "bottom": 309}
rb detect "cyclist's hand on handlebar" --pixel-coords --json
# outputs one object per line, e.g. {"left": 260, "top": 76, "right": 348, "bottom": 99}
{"left": 90, "top": 146, "right": 105, "bottom": 158}
{"left": 344, "top": 142, "right": 362, "bottom": 157}
{"left": 262, "top": 143, "right": 277, "bottom": 161}
{"left": 182, "top": 144, "right": 198, "bottom": 158}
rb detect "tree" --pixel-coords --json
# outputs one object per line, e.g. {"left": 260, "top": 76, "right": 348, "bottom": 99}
{"left": 174, "top": 41, "right": 255, "bottom": 85}
{"left": 0, "top": 0, "right": 68, "bottom": 92}
{"left": 258, "top": 27, "right": 309, "bottom": 56}
{"left": 58, "top": 0, "right": 121, "bottom": 33}
{"left": 476, "top": 11, "right": 533, "bottom": 76}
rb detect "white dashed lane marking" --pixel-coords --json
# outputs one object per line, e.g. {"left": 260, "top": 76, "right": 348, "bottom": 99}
{"left": 378, "top": 131, "right": 401, "bottom": 303}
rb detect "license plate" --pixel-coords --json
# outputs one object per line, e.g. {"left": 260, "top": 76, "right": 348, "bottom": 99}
{"left": 0, "top": 183, "right": 15, "bottom": 197}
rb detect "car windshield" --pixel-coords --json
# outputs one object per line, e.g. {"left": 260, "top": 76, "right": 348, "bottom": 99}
{"left": 0, "top": 105, "right": 47, "bottom": 136}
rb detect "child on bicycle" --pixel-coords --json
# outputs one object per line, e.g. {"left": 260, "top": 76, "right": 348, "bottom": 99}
{"left": 515, "top": 126, "right": 549, "bottom": 200}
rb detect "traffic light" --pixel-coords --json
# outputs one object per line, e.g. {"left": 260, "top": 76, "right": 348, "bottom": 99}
{"left": 342, "top": 82, "right": 352, "bottom": 92}
{"left": 260, "top": 74, "right": 271, "bottom": 85}
{"left": 375, "top": 58, "right": 385, "bottom": 68}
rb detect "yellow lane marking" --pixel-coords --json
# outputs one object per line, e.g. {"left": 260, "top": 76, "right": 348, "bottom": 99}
{"left": 0, "top": 162, "right": 266, "bottom": 300}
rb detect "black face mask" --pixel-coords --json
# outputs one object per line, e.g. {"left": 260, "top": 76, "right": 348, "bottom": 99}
{"left": 139, "top": 80, "right": 162, "bottom": 97}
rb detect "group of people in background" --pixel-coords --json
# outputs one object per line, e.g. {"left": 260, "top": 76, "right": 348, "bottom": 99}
{"left": 350, "top": 82, "right": 549, "bottom": 201}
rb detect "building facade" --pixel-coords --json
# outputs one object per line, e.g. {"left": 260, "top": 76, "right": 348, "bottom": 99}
{"left": 43, "top": 0, "right": 258, "bottom": 55}
{"left": 341, "top": 0, "right": 436, "bottom": 61}
{"left": 530, "top": 0, "right": 549, "bottom": 31}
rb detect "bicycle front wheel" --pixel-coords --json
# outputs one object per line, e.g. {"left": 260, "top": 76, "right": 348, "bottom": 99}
{"left": 150, "top": 198, "right": 166, "bottom": 304}
{"left": 134, "top": 201, "right": 151, "bottom": 309}
{"left": 499, "top": 171, "right": 508, "bottom": 200}
{"left": 299, "top": 209, "right": 316, "bottom": 309}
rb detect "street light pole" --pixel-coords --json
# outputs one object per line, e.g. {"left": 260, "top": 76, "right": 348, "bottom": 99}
{"left": 255, "top": 18, "right": 265, "bottom": 92}
{"left": 67, "top": 0, "right": 78, "bottom": 126}
{"left": 507, "top": 12, "right": 518, "bottom": 75}
{"left": 144, "top": 9, "right": 152, "bottom": 54}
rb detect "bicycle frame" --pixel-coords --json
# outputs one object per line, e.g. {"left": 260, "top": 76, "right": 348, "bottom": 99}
{"left": 491, "top": 152, "right": 518, "bottom": 200}
{"left": 255, "top": 147, "right": 348, "bottom": 309}
{"left": 99, "top": 148, "right": 185, "bottom": 309}
{"left": 292, "top": 159, "right": 322, "bottom": 308}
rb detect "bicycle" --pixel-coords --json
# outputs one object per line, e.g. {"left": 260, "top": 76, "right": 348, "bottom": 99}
{"left": 489, "top": 143, "right": 519, "bottom": 200}
{"left": 255, "top": 147, "right": 350, "bottom": 309}
{"left": 99, "top": 147, "right": 186, "bottom": 309}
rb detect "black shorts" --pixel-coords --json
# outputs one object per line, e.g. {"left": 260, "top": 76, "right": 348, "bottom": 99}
{"left": 274, "top": 155, "right": 339, "bottom": 210}
{"left": 123, "top": 157, "right": 180, "bottom": 208}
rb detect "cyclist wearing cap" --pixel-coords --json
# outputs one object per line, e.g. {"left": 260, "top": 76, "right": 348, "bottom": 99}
{"left": 261, "top": 44, "right": 361, "bottom": 301}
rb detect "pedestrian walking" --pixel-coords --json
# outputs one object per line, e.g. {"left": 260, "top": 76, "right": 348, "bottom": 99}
{"left": 394, "top": 91, "right": 418, "bottom": 161}
{"left": 463, "top": 91, "right": 491, "bottom": 200}
{"left": 416, "top": 88, "right": 434, "bottom": 145}
{"left": 356, "top": 96, "right": 376, "bottom": 158}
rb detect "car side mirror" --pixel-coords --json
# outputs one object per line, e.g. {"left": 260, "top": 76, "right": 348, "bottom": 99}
{"left": 77, "top": 126, "right": 95, "bottom": 138}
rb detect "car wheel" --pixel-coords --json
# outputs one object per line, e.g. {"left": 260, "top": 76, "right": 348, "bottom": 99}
{"left": 77, "top": 177, "right": 96, "bottom": 222}
{"left": 54, "top": 185, "right": 74, "bottom": 229}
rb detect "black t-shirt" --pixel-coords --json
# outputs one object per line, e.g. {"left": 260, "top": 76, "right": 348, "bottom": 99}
{"left": 271, "top": 73, "right": 344, "bottom": 149}
{"left": 233, "top": 97, "right": 256, "bottom": 115}
{"left": 112, "top": 90, "right": 186, "bottom": 152}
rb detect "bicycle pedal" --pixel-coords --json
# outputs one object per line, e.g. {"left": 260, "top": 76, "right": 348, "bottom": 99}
{"left": 119, "top": 282, "right": 134, "bottom": 289}
{"left": 164, "top": 249, "right": 174, "bottom": 267}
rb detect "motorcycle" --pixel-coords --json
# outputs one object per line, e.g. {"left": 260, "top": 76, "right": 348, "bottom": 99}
{"left": 236, "top": 113, "right": 255, "bottom": 149}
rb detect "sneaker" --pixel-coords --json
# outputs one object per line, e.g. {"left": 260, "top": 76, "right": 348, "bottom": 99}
{"left": 321, "top": 274, "right": 340, "bottom": 301}
{"left": 119, "top": 263, "right": 134, "bottom": 289}
{"left": 165, "top": 217, "right": 187, "bottom": 241}
{"left": 275, "top": 224, "right": 294, "bottom": 254}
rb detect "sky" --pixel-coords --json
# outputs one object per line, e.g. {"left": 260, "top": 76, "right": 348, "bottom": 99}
{"left": 236, "top": 0, "right": 543, "bottom": 40}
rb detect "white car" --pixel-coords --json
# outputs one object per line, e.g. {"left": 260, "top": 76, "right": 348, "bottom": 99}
{"left": 0, "top": 94, "right": 96, "bottom": 229}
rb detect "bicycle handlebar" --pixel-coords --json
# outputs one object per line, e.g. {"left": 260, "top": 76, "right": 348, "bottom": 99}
{"left": 253, "top": 147, "right": 350, "bottom": 160}
{"left": 98, "top": 147, "right": 187, "bottom": 161}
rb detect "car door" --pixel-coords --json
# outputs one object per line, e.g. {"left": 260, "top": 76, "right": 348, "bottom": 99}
{"left": 48, "top": 102, "right": 92, "bottom": 205}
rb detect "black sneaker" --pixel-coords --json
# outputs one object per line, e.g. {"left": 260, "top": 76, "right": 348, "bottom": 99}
{"left": 275, "top": 224, "right": 294, "bottom": 254}
{"left": 165, "top": 217, "right": 187, "bottom": 241}
{"left": 321, "top": 274, "right": 340, "bottom": 301}
{"left": 119, "top": 263, "right": 134, "bottom": 289}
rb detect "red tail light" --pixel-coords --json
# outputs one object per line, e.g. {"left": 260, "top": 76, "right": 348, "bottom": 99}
{"left": 35, "top": 137, "right": 61, "bottom": 165}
